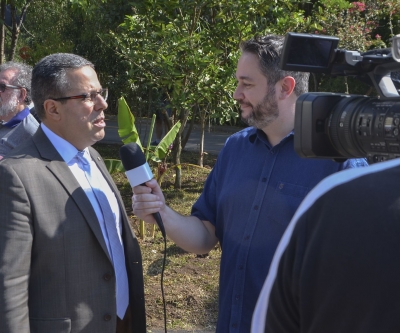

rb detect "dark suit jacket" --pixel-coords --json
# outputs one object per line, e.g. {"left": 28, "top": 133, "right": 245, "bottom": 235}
{"left": 0, "top": 127, "right": 146, "bottom": 333}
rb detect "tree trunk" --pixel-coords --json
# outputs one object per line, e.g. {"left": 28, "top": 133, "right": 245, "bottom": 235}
{"left": 2, "top": 1, "right": 33, "bottom": 62}
{"left": 182, "top": 109, "right": 195, "bottom": 150}
{"left": 198, "top": 105, "right": 206, "bottom": 167}
{"left": 0, "top": 0, "right": 5, "bottom": 64}
{"left": 172, "top": 106, "right": 191, "bottom": 189}
{"left": 172, "top": 134, "right": 182, "bottom": 189}
{"left": 9, "top": 4, "right": 19, "bottom": 61}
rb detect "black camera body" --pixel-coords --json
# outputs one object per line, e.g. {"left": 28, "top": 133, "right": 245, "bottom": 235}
{"left": 281, "top": 32, "right": 400, "bottom": 163}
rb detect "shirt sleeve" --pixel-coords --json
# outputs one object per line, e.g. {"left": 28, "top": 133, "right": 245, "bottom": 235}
{"left": 191, "top": 162, "right": 218, "bottom": 225}
{"left": 339, "top": 157, "right": 368, "bottom": 170}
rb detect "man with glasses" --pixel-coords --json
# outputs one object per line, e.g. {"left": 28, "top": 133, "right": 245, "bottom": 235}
{"left": 0, "top": 53, "right": 146, "bottom": 333}
{"left": 0, "top": 61, "right": 38, "bottom": 159}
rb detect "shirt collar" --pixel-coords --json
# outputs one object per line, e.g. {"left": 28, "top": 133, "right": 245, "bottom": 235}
{"left": 2, "top": 107, "right": 30, "bottom": 128}
{"left": 41, "top": 123, "right": 89, "bottom": 164}
{"left": 249, "top": 127, "right": 294, "bottom": 147}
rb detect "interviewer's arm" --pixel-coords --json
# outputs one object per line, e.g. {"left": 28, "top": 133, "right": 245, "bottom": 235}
{"left": 132, "top": 179, "right": 218, "bottom": 254}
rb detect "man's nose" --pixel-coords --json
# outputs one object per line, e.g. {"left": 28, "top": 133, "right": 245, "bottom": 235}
{"left": 94, "top": 95, "right": 108, "bottom": 111}
{"left": 233, "top": 85, "right": 243, "bottom": 101}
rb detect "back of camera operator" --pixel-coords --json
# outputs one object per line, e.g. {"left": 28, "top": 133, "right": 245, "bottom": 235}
{"left": 252, "top": 157, "right": 400, "bottom": 333}
{"left": 132, "top": 34, "right": 368, "bottom": 333}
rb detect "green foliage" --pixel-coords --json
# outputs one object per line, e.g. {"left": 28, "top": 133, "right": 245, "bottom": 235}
{"left": 10, "top": 0, "right": 400, "bottom": 126}
{"left": 151, "top": 121, "right": 182, "bottom": 163}
{"left": 110, "top": 0, "right": 277, "bottom": 128}
{"left": 15, "top": 0, "right": 399, "bottom": 109}
{"left": 104, "top": 158, "right": 125, "bottom": 174}
{"left": 290, "top": 0, "right": 396, "bottom": 93}
{"left": 310, "top": 0, "right": 386, "bottom": 51}
{"left": 108, "top": 0, "right": 285, "bottom": 187}
{"left": 117, "top": 96, "right": 181, "bottom": 163}
{"left": 16, "top": 0, "right": 75, "bottom": 64}
{"left": 117, "top": 96, "right": 143, "bottom": 147}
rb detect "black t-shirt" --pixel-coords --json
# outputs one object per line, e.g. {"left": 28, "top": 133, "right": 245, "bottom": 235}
{"left": 254, "top": 158, "right": 400, "bottom": 333}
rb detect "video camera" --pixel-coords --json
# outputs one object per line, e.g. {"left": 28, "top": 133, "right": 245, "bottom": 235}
{"left": 280, "top": 32, "right": 400, "bottom": 163}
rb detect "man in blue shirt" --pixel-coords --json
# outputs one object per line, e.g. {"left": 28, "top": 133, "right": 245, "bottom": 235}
{"left": 0, "top": 61, "right": 38, "bottom": 159}
{"left": 131, "top": 35, "right": 368, "bottom": 332}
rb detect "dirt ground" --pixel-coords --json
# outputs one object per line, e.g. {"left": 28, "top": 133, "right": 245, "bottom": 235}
{"left": 131, "top": 218, "right": 221, "bottom": 332}
{"left": 97, "top": 143, "right": 221, "bottom": 331}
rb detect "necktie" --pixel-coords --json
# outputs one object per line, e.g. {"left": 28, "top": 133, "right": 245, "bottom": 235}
{"left": 76, "top": 151, "right": 129, "bottom": 319}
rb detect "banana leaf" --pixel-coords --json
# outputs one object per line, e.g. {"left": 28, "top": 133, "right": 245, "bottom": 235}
{"left": 151, "top": 121, "right": 181, "bottom": 162}
{"left": 117, "top": 96, "right": 142, "bottom": 148}
{"left": 104, "top": 159, "right": 125, "bottom": 174}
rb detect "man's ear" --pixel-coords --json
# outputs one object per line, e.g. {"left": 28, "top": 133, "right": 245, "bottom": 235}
{"left": 43, "top": 99, "right": 61, "bottom": 121}
{"left": 19, "top": 88, "right": 27, "bottom": 104}
{"left": 278, "top": 76, "right": 296, "bottom": 99}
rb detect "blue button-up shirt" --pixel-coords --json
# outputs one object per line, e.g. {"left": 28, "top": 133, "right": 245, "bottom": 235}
{"left": 191, "top": 127, "right": 367, "bottom": 333}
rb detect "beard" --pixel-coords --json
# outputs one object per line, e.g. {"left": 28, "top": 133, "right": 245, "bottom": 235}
{"left": 0, "top": 91, "right": 19, "bottom": 119}
{"left": 240, "top": 86, "right": 279, "bottom": 129}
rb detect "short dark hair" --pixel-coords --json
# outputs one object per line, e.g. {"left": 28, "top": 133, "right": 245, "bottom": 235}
{"left": 31, "top": 53, "right": 94, "bottom": 120}
{"left": 0, "top": 61, "right": 32, "bottom": 105}
{"left": 239, "top": 35, "right": 309, "bottom": 97}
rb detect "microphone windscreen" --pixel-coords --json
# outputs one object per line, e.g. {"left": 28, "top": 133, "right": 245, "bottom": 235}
{"left": 119, "top": 142, "right": 146, "bottom": 171}
{"left": 120, "top": 143, "right": 166, "bottom": 238}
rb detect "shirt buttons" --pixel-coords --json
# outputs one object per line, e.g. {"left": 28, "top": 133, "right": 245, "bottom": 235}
{"left": 262, "top": 177, "right": 267, "bottom": 182}
{"left": 244, "top": 235, "right": 250, "bottom": 240}
{"left": 279, "top": 183, "right": 284, "bottom": 189}
{"left": 254, "top": 205, "right": 259, "bottom": 210}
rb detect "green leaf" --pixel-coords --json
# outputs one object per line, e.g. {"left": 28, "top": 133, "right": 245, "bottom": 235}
{"left": 117, "top": 96, "right": 142, "bottom": 148}
{"left": 104, "top": 159, "right": 125, "bottom": 174}
{"left": 153, "top": 121, "right": 181, "bottom": 160}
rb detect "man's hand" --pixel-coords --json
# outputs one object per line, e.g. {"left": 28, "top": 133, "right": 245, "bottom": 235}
{"left": 132, "top": 178, "right": 165, "bottom": 224}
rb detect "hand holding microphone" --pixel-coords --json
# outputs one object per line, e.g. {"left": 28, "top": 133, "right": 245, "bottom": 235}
{"left": 131, "top": 178, "right": 164, "bottom": 219}
{"left": 119, "top": 142, "right": 166, "bottom": 238}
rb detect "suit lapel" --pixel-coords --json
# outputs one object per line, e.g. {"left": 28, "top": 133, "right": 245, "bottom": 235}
{"left": 89, "top": 147, "right": 134, "bottom": 240}
{"left": 33, "top": 128, "right": 111, "bottom": 259}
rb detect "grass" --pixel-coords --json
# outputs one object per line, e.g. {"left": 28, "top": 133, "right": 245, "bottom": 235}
{"left": 94, "top": 143, "right": 221, "bottom": 331}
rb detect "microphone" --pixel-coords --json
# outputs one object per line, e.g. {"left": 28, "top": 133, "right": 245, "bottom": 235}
{"left": 120, "top": 143, "right": 169, "bottom": 331}
{"left": 119, "top": 142, "right": 166, "bottom": 238}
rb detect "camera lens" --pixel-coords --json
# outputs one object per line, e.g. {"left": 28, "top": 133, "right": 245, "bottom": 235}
{"left": 329, "top": 96, "right": 371, "bottom": 157}
{"left": 328, "top": 98, "right": 400, "bottom": 162}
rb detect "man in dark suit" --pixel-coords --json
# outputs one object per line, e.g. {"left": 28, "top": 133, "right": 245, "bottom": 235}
{"left": 0, "top": 53, "right": 146, "bottom": 333}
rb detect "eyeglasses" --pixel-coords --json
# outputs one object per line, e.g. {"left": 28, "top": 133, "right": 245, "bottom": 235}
{"left": 0, "top": 83, "right": 24, "bottom": 93}
{"left": 52, "top": 88, "right": 108, "bottom": 103}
